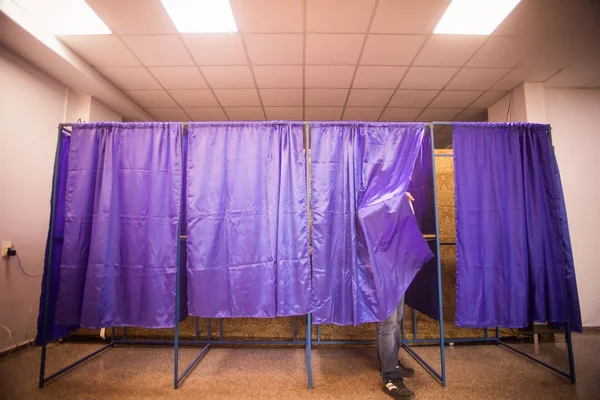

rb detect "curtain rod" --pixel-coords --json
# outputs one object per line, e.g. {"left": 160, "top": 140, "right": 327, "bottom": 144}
{"left": 59, "top": 121, "right": 455, "bottom": 129}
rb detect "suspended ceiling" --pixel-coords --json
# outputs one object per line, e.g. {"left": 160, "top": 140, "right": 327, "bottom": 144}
{"left": 22, "top": 0, "right": 600, "bottom": 122}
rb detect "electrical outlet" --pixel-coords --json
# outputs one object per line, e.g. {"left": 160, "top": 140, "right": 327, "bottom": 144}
{"left": 2, "top": 241, "right": 12, "bottom": 257}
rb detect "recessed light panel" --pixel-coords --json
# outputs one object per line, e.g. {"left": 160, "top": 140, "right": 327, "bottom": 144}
{"left": 434, "top": 0, "right": 521, "bottom": 35}
{"left": 15, "top": 0, "right": 111, "bottom": 35}
{"left": 160, "top": 0, "right": 238, "bottom": 33}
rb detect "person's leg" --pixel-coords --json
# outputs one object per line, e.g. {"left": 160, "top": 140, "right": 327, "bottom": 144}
{"left": 376, "top": 297, "right": 414, "bottom": 398}
{"left": 395, "top": 298, "right": 415, "bottom": 378}
{"left": 376, "top": 305, "right": 402, "bottom": 382}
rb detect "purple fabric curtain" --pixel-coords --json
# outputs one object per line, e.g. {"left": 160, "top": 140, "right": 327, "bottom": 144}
{"left": 405, "top": 133, "right": 440, "bottom": 320}
{"left": 186, "top": 122, "right": 312, "bottom": 318}
{"left": 54, "top": 122, "right": 183, "bottom": 329}
{"left": 311, "top": 122, "right": 434, "bottom": 326}
{"left": 35, "top": 131, "right": 77, "bottom": 344}
{"left": 407, "top": 133, "right": 436, "bottom": 235}
{"left": 453, "top": 122, "right": 582, "bottom": 332}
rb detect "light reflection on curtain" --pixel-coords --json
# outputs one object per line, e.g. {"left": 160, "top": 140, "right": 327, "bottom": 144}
{"left": 54, "top": 122, "right": 183, "bottom": 329}
{"left": 185, "top": 122, "right": 312, "bottom": 318}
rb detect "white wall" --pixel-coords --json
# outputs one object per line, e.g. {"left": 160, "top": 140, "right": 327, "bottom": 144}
{"left": 488, "top": 83, "right": 538, "bottom": 123}
{"left": 90, "top": 97, "right": 122, "bottom": 122}
{"left": 64, "top": 89, "right": 91, "bottom": 123}
{"left": 0, "top": 46, "right": 67, "bottom": 352}
{"left": 545, "top": 88, "right": 600, "bottom": 327}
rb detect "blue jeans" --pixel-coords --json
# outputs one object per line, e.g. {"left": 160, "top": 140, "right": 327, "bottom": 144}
{"left": 376, "top": 297, "right": 405, "bottom": 381}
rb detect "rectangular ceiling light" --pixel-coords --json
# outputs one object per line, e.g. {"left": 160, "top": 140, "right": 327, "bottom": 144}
{"left": 161, "top": 0, "right": 238, "bottom": 33}
{"left": 15, "top": 0, "right": 111, "bottom": 35}
{"left": 434, "top": 0, "right": 521, "bottom": 35}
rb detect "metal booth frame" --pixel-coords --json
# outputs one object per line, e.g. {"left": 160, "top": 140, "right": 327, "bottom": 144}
{"left": 39, "top": 121, "right": 576, "bottom": 391}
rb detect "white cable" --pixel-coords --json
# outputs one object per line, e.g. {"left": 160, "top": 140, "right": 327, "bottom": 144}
{"left": 0, "top": 324, "right": 12, "bottom": 345}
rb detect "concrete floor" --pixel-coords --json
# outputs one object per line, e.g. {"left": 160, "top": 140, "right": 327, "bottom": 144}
{"left": 1, "top": 333, "right": 599, "bottom": 399}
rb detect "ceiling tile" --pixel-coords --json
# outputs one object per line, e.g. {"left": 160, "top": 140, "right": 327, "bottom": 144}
{"left": 182, "top": 34, "right": 247, "bottom": 65}
{"left": 399, "top": 67, "right": 459, "bottom": 90}
{"left": 86, "top": 0, "right": 176, "bottom": 35}
{"left": 467, "top": 37, "right": 540, "bottom": 68}
{"left": 225, "top": 107, "right": 265, "bottom": 120}
{"left": 259, "top": 89, "right": 303, "bottom": 106}
{"left": 446, "top": 68, "right": 509, "bottom": 90}
{"left": 305, "top": 107, "right": 344, "bottom": 120}
{"left": 252, "top": 66, "right": 303, "bottom": 88}
{"left": 570, "top": 46, "right": 600, "bottom": 69}
{"left": 389, "top": 90, "right": 439, "bottom": 107}
{"left": 371, "top": 0, "right": 450, "bottom": 34}
{"left": 98, "top": 67, "right": 161, "bottom": 90}
{"left": 491, "top": 69, "right": 559, "bottom": 91}
{"left": 518, "top": 37, "right": 590, "bottom": 69}
{"left": 342, "top": 107, "right": 383, "bottom": 121}
{"left": 231, "top": 0, "right": 303, "bottom": 33}
{"left": 454, "top": 108, "right": 487, "bottom": 122}
{"left": 306, "top": 0, "right": 376, "bottom": 33}
{"left": 492, "top": 0, "right": 570, "bottom": 40}
{"left": 353, "top": 66, "right": 408, "bottom": 89}
{"left": 470, "top": 91, "right": 508, "bottom": 108}
{"left": 361, "top": 35, "right": 427, "bottom": 65}
{"left": 414, "top": 36, "right": 486, "bottom": 67}
{"left": 264, "top": 107, "right": 303, "bottom": 120}
{"left": 244, "top": 34, "right": 303, "bottom": 65}
{"left": 587, "top": 79, "right": 600, "bottom": 88}
{"left": 306, "top": 34, "right": 364, "bottom": 65}
{"left": 430, "top": 91, "right": 483, "bottom": 108}
{"left": 59, "top": 35, "right": 140, "bottom": 67}
{"left": 200, "top": 66, "right": 256, "bottom": 89}
{"left": 126, "top": 90, "right": 178, "bottom": 108}
{"left": 416, "top": 108, "right": 462, "bottom": 122}
{"left": 555, "top": 2, "right": 600, "bottom": 38}
{"left": 145, "top": 107, "right": 188, "bottom": 121}
{"left": 169, "top": 90, "right": 218, "bottom": 107}
{"left": 121, "top": 35, "right": 193, "bottom": 66}
{"left": 544, "top": 69, "right": 600, "bottom": 88}
{"left": 380, "top": 107, "right": 422, "bottom": 121}
{"left": 305, "top": 89, "right": 349, "bottom": 106}
{"left": 213, "top": 89, "right": 261, "bottom": 106}
{"left": 185, "top": 107, "right": 229, "bottom": 121}
{"left": 305, "top": 66, "right": 356, "bottom": 88}
{"left": 346, "top": 89, "right": 394, "bottom": 106}
{"left": 148, "top": 67, "right": 208, "bottom": 89}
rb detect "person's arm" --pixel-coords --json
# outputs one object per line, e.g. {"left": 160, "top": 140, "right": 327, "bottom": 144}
{"left": 406, "top": 192, "right": 415, "bottom": 215}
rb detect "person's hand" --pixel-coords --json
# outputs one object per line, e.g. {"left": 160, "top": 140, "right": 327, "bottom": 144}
{"left": 406, "top": 192, "right": 415, "bottom": 202}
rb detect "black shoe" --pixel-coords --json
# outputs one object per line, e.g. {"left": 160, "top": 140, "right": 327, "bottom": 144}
{"left": 397, "top": 362, "right": 415, "bottom": 378}
{"left": 382, "top": 379, "right": 415, "bottom": 398}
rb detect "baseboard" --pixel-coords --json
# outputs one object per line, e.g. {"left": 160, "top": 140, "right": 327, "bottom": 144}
{"left": 582, "top": 326, "right": 600, "bottom": 333}
{"left": 0, "top": 340, "right": 35, "bottom": 357}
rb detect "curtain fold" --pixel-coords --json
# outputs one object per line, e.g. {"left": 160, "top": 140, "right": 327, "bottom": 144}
{"left": 453, "top": 122, "right": 582, "bottom": 332}
{"left": 35, "top": 131, "right": 77, "bottom": 344}
{"left": 311, "top": 122, "right": 433, "bottom": 326}
{"left": 405, "top": 133, "right": 440, "bottom": 320}
{"left": 185, "top": 122, "right": 312, "bottom": 318}
{"left": 54, "top": 122, "right": 183, "bottom": 329}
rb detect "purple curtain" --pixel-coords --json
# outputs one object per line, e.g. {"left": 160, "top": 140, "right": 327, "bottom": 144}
{"left": 405, "top": 133, "right": 440, "bottom": 320}
{"left": 186, "top": 122, "right": 312, "bottom": 318}
{"left": 54, "top": 122, "right": 183, "bottom": 329}
{"left": 453, "top": 123, "right": 582, "bottom": 332}
{"left": 311, "top": 122, "right": 434, "bottom": 326}
{"left": 35, "top": 131, "right": 77, "bottom": 344}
